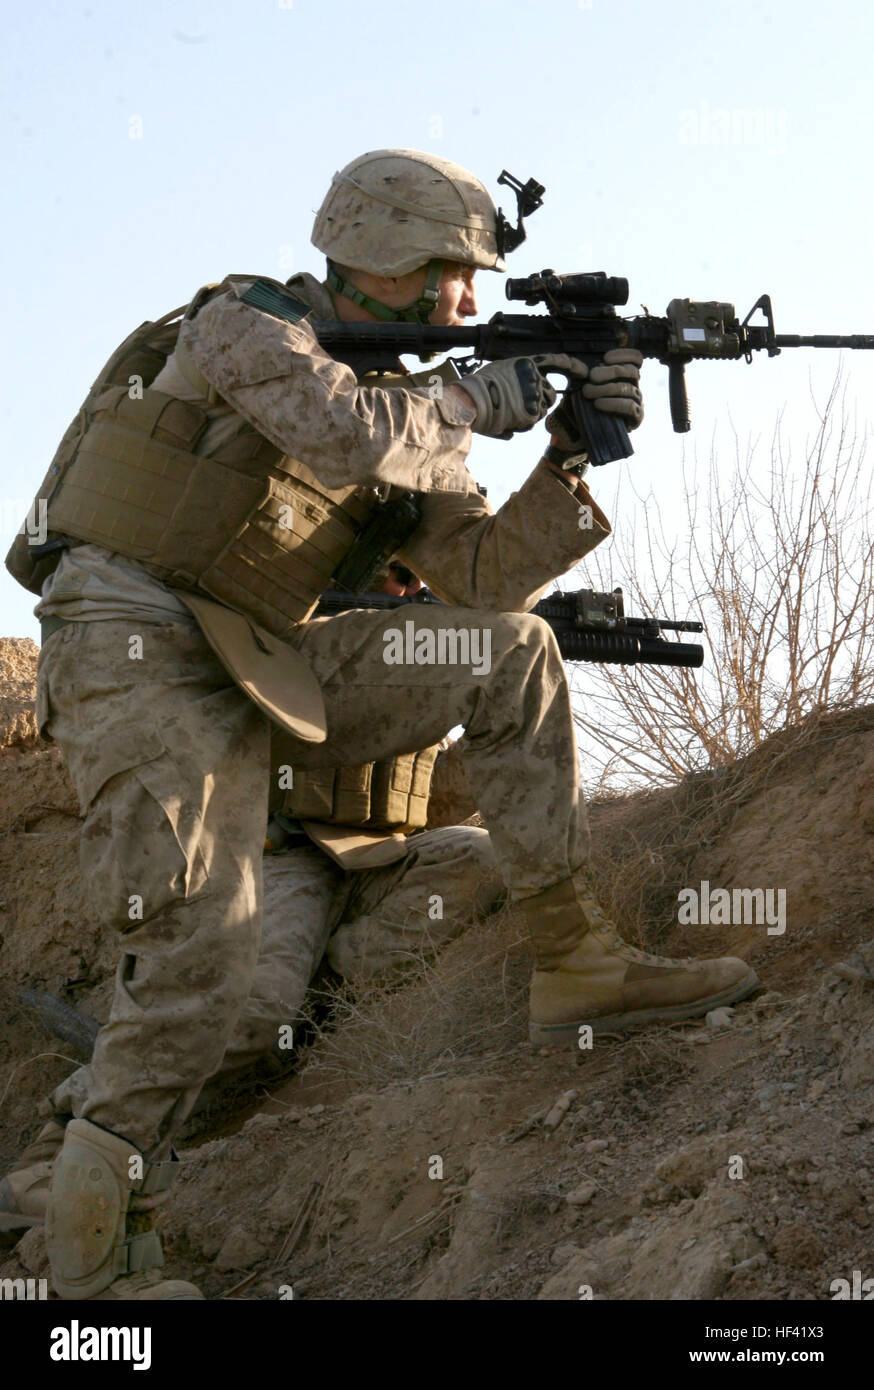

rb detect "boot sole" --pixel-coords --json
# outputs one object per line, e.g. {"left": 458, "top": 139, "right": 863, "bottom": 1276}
{"left": 529, "top": 966, "right": 761, "bottom": 1046}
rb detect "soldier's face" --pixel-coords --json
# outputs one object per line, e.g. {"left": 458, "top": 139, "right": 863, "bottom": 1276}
{"left": 429, "top": 262, "right": 478, "bottom": 326}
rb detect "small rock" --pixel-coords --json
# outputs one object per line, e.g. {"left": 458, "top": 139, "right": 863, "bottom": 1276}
{"left": 543, "top": 1089, "right": 579, "bottom": 1132}
{"left": 706, "top": 1007, "right": 735, "bottom": 1029}
{"left": 214, "top": 1226, "right": 269, "bottom": 1272}
{"left": 584, "top": 1138, "right": 609, "bottom": 1154}
{"left": 832, "top": 961, "right": 874, "bottom": 984}
{"left": 566, "top": 1181, "right": 597, "bottom": 1207}
{"left": 264, "top": 1186, "right": 304, "bottom": 1226}
{"left": 732, "top": 1252, "right": 767, "bottom": 1272}
{"left": 242, "top": 1112, "right": 281, "bottom": 1133}
{"left": 199, "top": 1227, "right": 226, "bottom": 1260}
{"left": 551, "top": 1242, "right": 582, "bottom": 1267}
{"left": 10, "top": 1225, "right": 49, "bottom": 1276}
{"left": 347, "top": 1094, "right": 376, "bottom": 1113}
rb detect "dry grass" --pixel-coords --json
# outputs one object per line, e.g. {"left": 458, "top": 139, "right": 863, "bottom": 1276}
{"left": 612, "top": 1027, "right": 692, "bottom": 1093}
{"left": 294, "top": 903, "right": 531, "bottom": 1091}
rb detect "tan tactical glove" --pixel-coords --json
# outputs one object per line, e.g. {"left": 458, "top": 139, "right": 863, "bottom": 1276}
{"left": 546, "top": 348, "right": 644, "bottom": 449}
{"left": 462, "top": 354, "right": 590, "bottom": 440}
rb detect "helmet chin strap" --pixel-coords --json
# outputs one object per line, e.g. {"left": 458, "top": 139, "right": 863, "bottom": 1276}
{"left": 327, "top": 258, "right": 444, "bottom": 324}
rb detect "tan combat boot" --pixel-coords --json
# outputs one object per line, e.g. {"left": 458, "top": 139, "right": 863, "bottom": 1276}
{"left": 0, "top": 1118, "right": 66, "bottom": 1248}
{"left": 521, "top": 874, "right": 759, "bottom": 1046}
{"left": 46, "top": 1118, "right": 202, "bottom": 1300}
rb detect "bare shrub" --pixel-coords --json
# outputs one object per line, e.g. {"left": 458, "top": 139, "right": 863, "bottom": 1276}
{"left": 572, "top": 373, "right": 874, "bottom": 793}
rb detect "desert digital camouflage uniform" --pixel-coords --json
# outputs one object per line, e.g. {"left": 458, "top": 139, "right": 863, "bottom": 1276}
{"left": 51, "top": 821, "right": 504, "bottom": 1118}
{"left": 2, "top": 151, "right": 757, "bottom": 1302}
{"left": 30, "top": 270, "right": 608, "bottom": 1160}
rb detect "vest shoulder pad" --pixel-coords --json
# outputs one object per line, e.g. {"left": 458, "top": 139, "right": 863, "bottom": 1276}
{"left": 229, "top": 275, "right": 312, "bottom": 325}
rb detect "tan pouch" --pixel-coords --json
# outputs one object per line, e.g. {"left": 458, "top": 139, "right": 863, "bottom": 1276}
{"left": 286, "top": 746, "right": 440, "bottom": 833}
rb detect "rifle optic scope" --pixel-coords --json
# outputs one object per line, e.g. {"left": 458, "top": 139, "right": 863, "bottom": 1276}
{"left": 505, "top": 270, "right": 629, "bottom": 307}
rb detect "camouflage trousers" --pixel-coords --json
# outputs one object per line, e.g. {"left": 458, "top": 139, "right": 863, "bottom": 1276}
{"left": 37, "top": 604, "right": 586, "bottom": 1156}
{"left": 52, "top": 825, "right": 503, "bottom": 1112}
{"left": 283, "top": 602, "right": 590, "bottom": 893}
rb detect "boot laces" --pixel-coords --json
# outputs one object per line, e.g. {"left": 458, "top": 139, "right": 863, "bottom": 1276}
{"left": 582, "top": 895, "right": 695, "bottom": 968}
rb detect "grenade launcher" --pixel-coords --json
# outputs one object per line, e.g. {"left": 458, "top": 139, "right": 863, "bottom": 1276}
{"left": 315, "top": 585, "right": 704, "bottom": 670}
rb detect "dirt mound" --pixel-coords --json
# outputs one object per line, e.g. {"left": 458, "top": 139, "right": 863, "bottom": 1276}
{"left": 586, "top": 704, "right": 874, "bottom": 988}
{"left": 2, "top": 644, "right": 873, "bottom": 1299}
{"left": 0, "top": 639, "right": 41, "bottom": 750}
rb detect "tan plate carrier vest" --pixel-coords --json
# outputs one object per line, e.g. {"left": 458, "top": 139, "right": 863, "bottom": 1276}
{"left": 5, "top": 276, "right": 383, "bottom": 639}
{"left": 5, "top": 275, "right": 445, "bottom": 835}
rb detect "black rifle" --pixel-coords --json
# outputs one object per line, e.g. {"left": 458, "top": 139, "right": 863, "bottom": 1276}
{"left": 315, "top": 586, "right": 704, "bottom": 669}
{"left": 313, "top": 172, "right": 874, "bottom": 467}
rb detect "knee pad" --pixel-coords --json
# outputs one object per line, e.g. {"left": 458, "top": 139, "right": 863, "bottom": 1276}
{"left": 45, "top": 1119, "right": 177, "bottom": 1299}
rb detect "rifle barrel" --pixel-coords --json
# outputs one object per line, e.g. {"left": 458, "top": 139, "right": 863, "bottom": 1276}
{"left": 775, "top": 334, "right": 874, "bottom": 349}
{"left": 659, "top": 620, "right": 704, "bottom": 633}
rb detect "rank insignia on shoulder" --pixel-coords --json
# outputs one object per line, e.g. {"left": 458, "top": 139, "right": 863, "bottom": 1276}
{"left": 239, "top": 278, "right": 311, "bottom": 324}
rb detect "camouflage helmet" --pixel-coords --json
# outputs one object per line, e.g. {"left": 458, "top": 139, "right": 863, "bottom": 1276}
{"left": 312, "top": 148, "right": 505, "bottom": 277}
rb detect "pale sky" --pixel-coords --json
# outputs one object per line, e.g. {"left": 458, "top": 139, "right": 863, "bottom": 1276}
{"left": 3, "top": 0, "right": 873, "bottom": 642}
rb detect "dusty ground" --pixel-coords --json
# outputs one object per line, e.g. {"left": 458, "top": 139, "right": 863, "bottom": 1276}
{"left": 1, "top": 635, "right": 873, "bottom": 1300}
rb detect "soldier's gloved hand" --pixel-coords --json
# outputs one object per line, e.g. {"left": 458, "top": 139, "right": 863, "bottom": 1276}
{"left": 461, "top": 355, "right": 590, "bottom": 440}
{"left": 545, "top": 349, "right": 645, "bottom": 449}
